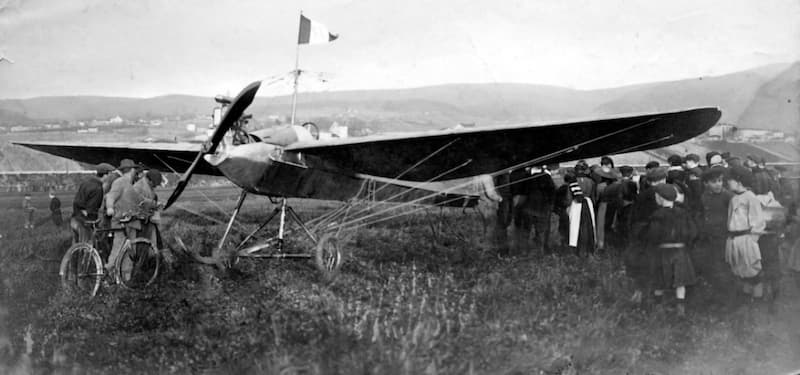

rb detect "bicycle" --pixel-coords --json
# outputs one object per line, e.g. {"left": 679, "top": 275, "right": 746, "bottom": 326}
{"left": 59, "top": 219, "right": 161, "bottom": 297}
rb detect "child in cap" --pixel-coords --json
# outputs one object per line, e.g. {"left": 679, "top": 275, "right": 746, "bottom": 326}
{"left": 643, "top": 183, "right": 697, "bottom": 316}
{"left": 724, "top": 166, "right": 767, "bottom": 301}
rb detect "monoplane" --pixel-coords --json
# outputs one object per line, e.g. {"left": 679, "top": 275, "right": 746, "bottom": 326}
{"left": 15, "top": 80, "right": 721, "bottom": 277}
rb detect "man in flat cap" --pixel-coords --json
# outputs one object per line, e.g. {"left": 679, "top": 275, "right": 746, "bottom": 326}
{"left": 70, "top": 163, "right": 114, "bottom": 243}
{"left": 105, "top": 159, "right": 141, "bottom": 272}
{"left": 129, "top": 169, "right": 164, "bottom": 246}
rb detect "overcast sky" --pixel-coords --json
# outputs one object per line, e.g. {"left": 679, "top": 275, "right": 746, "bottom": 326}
{"left": 0, "top": 0, "right": 798, "bottom": 98}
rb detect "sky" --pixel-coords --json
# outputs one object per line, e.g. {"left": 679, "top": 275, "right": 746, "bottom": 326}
{"left": 0, "top": 0, "right": 798, "bottom": 99}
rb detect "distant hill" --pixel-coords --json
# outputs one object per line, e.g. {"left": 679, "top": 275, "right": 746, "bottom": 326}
{"left": 1, "top": 62, "right": 798, "bottom": 172}
{"left": 1, "top": 62, "right": 797, "bottom": 133}
{"left": 737, "top": 62, "right": 800, "bottom": 130}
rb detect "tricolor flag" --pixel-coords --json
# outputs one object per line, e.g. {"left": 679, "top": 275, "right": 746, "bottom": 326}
{"left": 298, "top": 14, "right": 338, "bottom": 45}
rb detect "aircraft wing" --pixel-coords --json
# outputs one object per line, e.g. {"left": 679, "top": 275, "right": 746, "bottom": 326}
{"left": 287, "top": 107, "right": 721, "bottom": 181}
{"left": 11, "top": 141, "right": 224, "bottom": 176}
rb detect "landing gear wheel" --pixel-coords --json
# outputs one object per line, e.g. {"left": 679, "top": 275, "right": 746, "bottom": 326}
{"left": 315, "top": 233, "right": 342, "bottom": 280}
{"left": 59, "top": 243, "right": 103, "bottom": 298}
{"left": 116, "top": 238, "right": 160, "bottom": 290}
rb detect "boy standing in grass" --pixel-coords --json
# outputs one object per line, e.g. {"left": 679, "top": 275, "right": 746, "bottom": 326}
{"left": 724, "top": 166, "right": 767, "bottom": 302}
{"left": 22, "top": 193, "right": 35, "bottom": 229}
{"left": 644, "top": 183, "right": 697, "bottom": 316}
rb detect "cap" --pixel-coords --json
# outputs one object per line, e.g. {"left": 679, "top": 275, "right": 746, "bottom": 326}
{"left": 600, "top": 156, "right": 614, "bottom": 167}
{"left": 645, "top": 161, "right": 660, "bottom": 169}
{"left": 701, "top": 168, "right": 726, "bottom": 182}
{"left": 654, "top": 183, "right": 677, "bottom": 202}
{"left": 95, "top": 163, "right": 115, "bottom": 173}
{"left": 146, "top": 169, "right": 163, "bottom": 186}
{"left": 667, "top": 154, "right": 684, "bottom": 167}
{"left": 118, "top": 159, "right": 138, "bottom": 171}
{"left": 646, "top": 167, "right": 667, "bottom": 183}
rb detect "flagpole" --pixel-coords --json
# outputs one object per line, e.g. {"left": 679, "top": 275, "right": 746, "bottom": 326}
{"left": 290, "top": 12, "right": 302, "bottom": 126}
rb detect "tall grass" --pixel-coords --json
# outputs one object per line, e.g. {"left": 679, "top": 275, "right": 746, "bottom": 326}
{"left": 0, "top": 201, "right": 797, "bottom": 374}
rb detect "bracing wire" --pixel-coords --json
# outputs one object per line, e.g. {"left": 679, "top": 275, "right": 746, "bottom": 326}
{"left": 325, "top": 117, "right": 661, "bottom": 233}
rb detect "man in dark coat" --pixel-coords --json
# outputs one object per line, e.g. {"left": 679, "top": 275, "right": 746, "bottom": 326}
{"left": 639, "top": 161, "right": 660, "bottom": 193}
{"left": 696, "top": 168, "right": 734, "bottom": 292}
{"left": 49, "top": 189, "right": 62, "bottom": 228}
{"left": 71, "top": 167, "right": 107, "bottom": 243}
{"left": 513, "top": 166, "right": 556, "bottom": 255}
{"left": 592, "top": 156, "right": 620, "bottom": 251}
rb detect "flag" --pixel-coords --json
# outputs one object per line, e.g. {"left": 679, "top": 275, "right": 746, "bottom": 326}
{"left": 298, "top": 14, "right": 338, "bottom": 45}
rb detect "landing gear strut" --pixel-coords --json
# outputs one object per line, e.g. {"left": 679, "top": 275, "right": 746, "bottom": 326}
{"left": 211, "top": 192, "right": 343, "bottom": 280}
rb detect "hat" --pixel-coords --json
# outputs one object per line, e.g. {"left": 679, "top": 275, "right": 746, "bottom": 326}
{"left": 646, "top": 167, "right": 667, "bottom": 183}
{"left": 685, "top": 154, "right": 700, "bottom": 163}
{"left": 667, "top": 154, "right": 684, "bottom": 167}
{"left": 701, "top": 168, "right": 726, "bottom": 182}
{"left": 118, "top": 159, "right": 137, "bottom": 171}
{"left": 146, "top": 169, "right": 163, "bottom": 186}
{"left": 600, "top": 156, "right": 614, "bottom": 167}
{"left": 96, "top": 162, "right": 115, "bottom": 173}
{"left": 709, "top": 154, "right": 723, "bottom": 165}
{"left": 727, "top": 156, "right": 742, "bottom": 168}
{"left": 645, "top": 161, "right": 660, "bottom": 170}
{"left": 727, "top": 165, "right": 754, "bottom": 188}
{"left": 654, "top": 183, "right": 677, "bottom": 202}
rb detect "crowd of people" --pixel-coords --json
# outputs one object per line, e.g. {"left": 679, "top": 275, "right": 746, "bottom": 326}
{"left": 22, "top": 159, "right": 164, "bottom": 276}
{"left": 494, "top": 152, "right": 799, "bottom": 316}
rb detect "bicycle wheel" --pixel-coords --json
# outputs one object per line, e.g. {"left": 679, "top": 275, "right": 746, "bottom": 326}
{"left": 59, "top": 242, "right": 104, "bottom": 298}
{"left": 116, "top": 238, "right": 160, "bottom": 289}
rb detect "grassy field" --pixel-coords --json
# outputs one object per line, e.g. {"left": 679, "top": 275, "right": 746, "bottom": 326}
{"left": 1, "top": 188, "right": 799, "bottom": 374}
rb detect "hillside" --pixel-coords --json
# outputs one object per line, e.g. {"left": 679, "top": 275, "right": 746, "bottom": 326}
{"left": 737, "top": 62, "right": 800, "bottom": 130}
{"left": 1, "top": 62, "right": 797, "bottom": 172}
{"left": 1, "top": 62, "right": 797, "bottom": 132}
